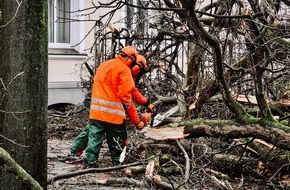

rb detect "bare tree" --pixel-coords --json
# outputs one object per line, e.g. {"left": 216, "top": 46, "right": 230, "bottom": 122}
{"left": 73, "top": 0, "right": 290, "bottom": 121}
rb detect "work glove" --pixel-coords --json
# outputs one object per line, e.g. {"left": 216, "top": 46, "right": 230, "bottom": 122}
{"left": 136, "top": 121, "right": 145, "bottom": 129}
{"left": 141, "top": 113, "right": 152, "bottom": 123}
{"left": 147, "top": 104, "right": 155, "bottom": 113}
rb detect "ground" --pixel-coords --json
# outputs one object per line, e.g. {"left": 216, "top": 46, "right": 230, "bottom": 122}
{"left": 47, "top": 105, "right": 155, "bottom": 190}
{"left": 47, "top": 104, "right": 290, "bottom": 190}
{"left": 47, "top": 138, "right": 129, "bottom": 190}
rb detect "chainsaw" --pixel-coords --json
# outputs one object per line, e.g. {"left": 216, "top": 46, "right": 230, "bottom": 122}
{"left": 150, "top": 105, "right": 179, "bottom": 127}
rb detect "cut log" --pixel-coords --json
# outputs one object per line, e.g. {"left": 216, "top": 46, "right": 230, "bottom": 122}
{"left": 125, "top": 165, "right": 146, "bottom": 175}
{"left": 142, "top": 121, "right": 290, "bottom": 151}
{"left": 146, "top": 156, "right": 159, "bottom": 178}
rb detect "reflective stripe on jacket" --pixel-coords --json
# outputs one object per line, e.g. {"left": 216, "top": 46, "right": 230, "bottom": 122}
{"left": 89, "top": 56, "right": 135, "bottom": 124}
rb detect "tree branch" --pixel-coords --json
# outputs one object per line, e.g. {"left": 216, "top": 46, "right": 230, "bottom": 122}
{"left": 0, "top": 147, "right": 42, "bottom": 190}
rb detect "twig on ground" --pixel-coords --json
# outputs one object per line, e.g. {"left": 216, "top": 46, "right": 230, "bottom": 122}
{"left": 176, "top": 139, "right": 190, "bottom": 187}
{"left": 47, "top": 161, "right": 144, "bottom": 184}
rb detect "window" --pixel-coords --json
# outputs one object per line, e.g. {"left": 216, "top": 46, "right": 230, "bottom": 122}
{"left": 48, "top": 0, "right": 70, "bottom": 44}
{"left": 48, "top": 0, "right": 84, "bottom": 53}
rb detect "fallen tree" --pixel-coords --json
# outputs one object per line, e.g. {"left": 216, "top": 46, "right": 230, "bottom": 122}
{"left": 47, "top": 105, "right": 290, "bottom": 189}
{"left": 180, "top": 120, "right": 290, "bottom": 151}
{"left": 141, "top": 120, "right": 290, "bottom": 178}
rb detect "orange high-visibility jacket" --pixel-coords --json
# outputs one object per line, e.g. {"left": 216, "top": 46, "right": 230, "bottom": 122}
{"left": 126, "top": 102, "right": 140, "bottom": 125}
{"left": 89, "top": 56, "right": 136, "bottom": 124}
{"left": 126, "top": 87, "right": 148, "bottom": 124}
{"left": 132, "top": 87, "right": 147, "bottom": 105}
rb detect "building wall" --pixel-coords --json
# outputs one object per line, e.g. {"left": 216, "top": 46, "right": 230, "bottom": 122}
{"left": 48, "top": 0, "right": 122, "bottom": 106}
{"left": 48, "top": 55, "right": 87, "bottom": 105}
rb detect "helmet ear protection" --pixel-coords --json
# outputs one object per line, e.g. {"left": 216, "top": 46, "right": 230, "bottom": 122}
{"left": 119, "top": 46, "right": 138, "bottom": 67}
{"left": 134, "top": 66, "right": 147, "bottom": 84}
{"left": 136, "top": 54, "right": 147, "bottom": 68}
{"left": 131, "top": 65, "right": 140, "bottom": 78}
{"left": 131, "top": 54, "right": 147, "bottom": 78}
{"left": 120, "top": 46, "right": 137, "bottom": 60}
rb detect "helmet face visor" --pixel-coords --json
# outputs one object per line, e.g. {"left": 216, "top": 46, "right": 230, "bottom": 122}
{"left": 120, "top": 46, "right": 137, "bottom": 61}
{"left": 120, "top": 51, "right": 136, "bottom": 63}
{"left": 131, "top": 54, "right": 136, "bottom": 62}
{"left": 131, "top": 59, "right": 147, "bottom": 78}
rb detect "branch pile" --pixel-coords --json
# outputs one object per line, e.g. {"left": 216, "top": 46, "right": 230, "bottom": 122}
{"left": 48, "top": 117, "right": 290, "bottom": 189}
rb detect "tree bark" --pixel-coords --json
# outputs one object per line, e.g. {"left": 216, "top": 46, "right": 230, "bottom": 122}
{"left": 212, "top": 154, "right": 259, "bottom": 176}
{"left": 182, "top": 121, "right": 290, "bottom": 151}
{"left": 0, "top": 0, "right": 48, "bottom": 189}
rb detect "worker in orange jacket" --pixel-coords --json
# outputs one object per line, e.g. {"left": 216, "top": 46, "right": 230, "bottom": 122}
{"left": 67, "top": 57, "right": 154, "bottom": 161}
{"left": 67, "top": 54, "right": 153, "bottom": 162}
{"left": 125, "top": 54, "right": 154, "bottom": 125}
{"left": 81, "top": 47, "right": 154, "bottom": 167}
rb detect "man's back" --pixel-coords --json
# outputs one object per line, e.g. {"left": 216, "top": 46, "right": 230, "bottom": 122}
{"left": 90, "top": 57, "right": 135, "bottom": 124}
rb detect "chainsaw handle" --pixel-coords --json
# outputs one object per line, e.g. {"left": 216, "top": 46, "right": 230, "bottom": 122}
{"left": 150, "top": 110, "right": 158, "bottom": 127}
{"left": 150, "top": 116, "right": 154, "bottom": 127}
{"left": 147, "top": 105, "right": 157, "bottom": 116}
{"left": 152, "top": 107, "right": 157, "bottom": 117}
{"left": 148, "top": 105, "right": 158, "bottom": 127}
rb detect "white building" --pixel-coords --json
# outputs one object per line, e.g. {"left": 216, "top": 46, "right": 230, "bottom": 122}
{"left": 48, "top": 0, "right": 124, "bottom": 107}
{"left": 47, "top": 0, "right": 217, "bottom": 107}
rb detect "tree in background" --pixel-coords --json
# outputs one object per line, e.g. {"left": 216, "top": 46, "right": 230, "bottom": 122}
{"left": 0, "top": 0, "right": 47, "bottom": 189}
{"left": 76, "top": 0, "right": 290, "bottom": 122}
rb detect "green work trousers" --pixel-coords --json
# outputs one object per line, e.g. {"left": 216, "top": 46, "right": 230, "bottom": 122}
{"left": 83, "top": 119, "right": 127, "bottom": 165}
{"left": 70, "top": 94, "right": 91, "bottom": 155}
{"left": 70, "top": 122, "right": 91, "bottom": 156}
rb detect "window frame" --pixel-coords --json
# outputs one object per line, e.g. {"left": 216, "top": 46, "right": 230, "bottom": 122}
{"left": 48, "top": 0, "right": 84, "bottom": 53}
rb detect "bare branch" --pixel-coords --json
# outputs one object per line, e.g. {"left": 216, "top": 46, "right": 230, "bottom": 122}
{"left": 0, "top": 0, "right": 23, "bottom": 28}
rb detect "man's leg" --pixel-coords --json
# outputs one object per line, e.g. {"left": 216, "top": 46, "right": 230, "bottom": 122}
{"left": 105, "top": 121, "right": 127, "bottom": 163}
{"left": 83, "top": 120, "right": 105, "bottom": 165}
{"left": 70, "top": 122, "right": 90, "bottom": 156}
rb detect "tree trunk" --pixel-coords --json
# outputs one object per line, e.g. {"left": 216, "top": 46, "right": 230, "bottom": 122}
{"left": 0, "top": 0, "right": 48, "bottom": 189}
{"left": 183, "top": 121, "right": 290, "bottom": 151}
